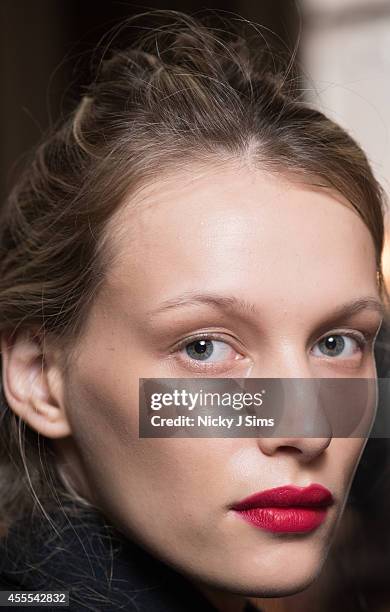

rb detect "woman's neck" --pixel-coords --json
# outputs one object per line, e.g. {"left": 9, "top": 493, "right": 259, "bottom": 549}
{"left": 189, "top": 580, "right": 255, "bottom": 612}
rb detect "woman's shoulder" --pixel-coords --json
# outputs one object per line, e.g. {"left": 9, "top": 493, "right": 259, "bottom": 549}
{"left": 0, "top": 503, "right": 259, "bottom": 612}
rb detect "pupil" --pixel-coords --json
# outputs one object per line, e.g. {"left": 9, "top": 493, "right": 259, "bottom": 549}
{"left": 195, "top": 340, "right": 208, "bottom": 353}
{"left": 325, "top": 336, "right": 337, "bottom": 350}
{"left": 186, "top": 339, "right": 214, "bottom": 361}
{"left": 321, "top": 335, "right": 345, "bottom": 356}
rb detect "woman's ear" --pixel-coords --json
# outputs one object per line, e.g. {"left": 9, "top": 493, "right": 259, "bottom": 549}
{"left": 0, "top": 329, "right": 72, "bottom": 439}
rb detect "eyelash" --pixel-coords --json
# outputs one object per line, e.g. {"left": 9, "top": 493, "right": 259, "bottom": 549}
{"left": 171, "top": 329, "right": 373, "bottom": 366}
{"left": 174, "top": 332, "right": 238, "bottom": 352}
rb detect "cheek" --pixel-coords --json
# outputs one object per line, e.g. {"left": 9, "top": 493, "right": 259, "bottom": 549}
{"left": 65, "top": 364, "right": 228, "bottom": 529}
{"left": 329, "top": 438, "right": 367, "bottom": 489}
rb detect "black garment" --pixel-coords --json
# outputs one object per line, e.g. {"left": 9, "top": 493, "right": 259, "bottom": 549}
{"left": 0, "top": 504, "right": 261, "bottom": 612}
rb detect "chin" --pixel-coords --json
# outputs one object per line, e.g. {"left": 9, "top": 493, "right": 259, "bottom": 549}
{"left": 243, "top": 570, "right": 322, "bottom": 599}
{"left": 217, "top": 568, "right": 323, "bottom": 599}
{"left": 196, "top": 546, "right": 328, "bottom": 599}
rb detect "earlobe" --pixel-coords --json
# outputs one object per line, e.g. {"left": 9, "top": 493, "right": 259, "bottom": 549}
{"left": 0, "top": 330, "right": 72, "bottom": 439}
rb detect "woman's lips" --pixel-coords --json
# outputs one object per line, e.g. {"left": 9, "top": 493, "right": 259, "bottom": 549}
{"left": 231, "top": 483, "right": 334, "bottom": 533}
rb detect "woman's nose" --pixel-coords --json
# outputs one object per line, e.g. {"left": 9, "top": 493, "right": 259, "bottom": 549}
{"left": 248, "top": 349, "right": 333, "bottom": 462}
{"left": 247, "top": 345, "right": 315, "bottom": 379}
{"left": 256, "top": 435, "right": 332, "bottom": 463}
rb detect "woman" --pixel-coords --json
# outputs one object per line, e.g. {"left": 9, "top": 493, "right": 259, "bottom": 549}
{"left": 0, "top": 10, "right": 387, "bottom": 612}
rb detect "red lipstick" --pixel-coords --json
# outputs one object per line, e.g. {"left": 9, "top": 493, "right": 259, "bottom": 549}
{"left": 231, "top": 483, "right": 334, "bottom": 533}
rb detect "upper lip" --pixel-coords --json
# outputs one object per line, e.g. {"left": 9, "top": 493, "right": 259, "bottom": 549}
{"left": 231, "top": 483, "right": 334, "bottom": 510}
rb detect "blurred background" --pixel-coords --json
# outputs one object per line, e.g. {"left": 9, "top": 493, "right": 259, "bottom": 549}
{"left": 1, "top": 1, "right": 390, "bottom": 611}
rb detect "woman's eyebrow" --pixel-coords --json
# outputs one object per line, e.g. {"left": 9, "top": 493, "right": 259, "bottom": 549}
{"left": 146, "top": 292, "right": 258, "bottom": 321}
{"left": 325, "top": 296, "right": 385, "bottom": 320}
{"left": 146, "top": 293, "right": 384, "bottom": 321}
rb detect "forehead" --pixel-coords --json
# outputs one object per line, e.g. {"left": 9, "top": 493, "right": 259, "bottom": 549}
{"left": 104, "top": 163, "right": 378, "bottom": 312}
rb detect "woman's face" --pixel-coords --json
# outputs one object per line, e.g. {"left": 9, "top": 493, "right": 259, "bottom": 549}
{"left": 58, "top": 163, "right": 383, "bottom": 596}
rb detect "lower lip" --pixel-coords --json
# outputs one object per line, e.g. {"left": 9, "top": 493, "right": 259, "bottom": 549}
{"left": 234, "top": 507, "right": 328, "bottom": 533}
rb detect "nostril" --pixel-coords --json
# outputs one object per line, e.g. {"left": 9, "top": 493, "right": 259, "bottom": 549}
{"left": 278, "top": 445, "right": 303, "bottom": 455}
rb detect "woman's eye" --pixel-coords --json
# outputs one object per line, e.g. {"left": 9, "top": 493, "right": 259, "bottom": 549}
{"left": 312, "top": 334, "right": 364, "bottom": 359}
{"left": 181, "top": 338, "right": 239, "bottom": 363}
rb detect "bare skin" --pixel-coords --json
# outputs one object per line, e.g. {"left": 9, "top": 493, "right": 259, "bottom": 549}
{"left": 1, "top": 161, "right": 383, "bottom": 612}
